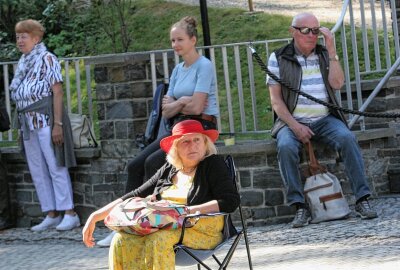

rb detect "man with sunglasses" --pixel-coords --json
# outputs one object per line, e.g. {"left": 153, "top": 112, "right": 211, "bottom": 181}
{"left": 267, "top": 13, "right": 377, "bottom": 228}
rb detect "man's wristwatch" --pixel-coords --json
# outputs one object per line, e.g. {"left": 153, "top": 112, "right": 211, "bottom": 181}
{"left": 329, "top": 55, "right": 339, "bottom": 61}
{"left": 54, "top": 121, "right": 63, "bottom": 126}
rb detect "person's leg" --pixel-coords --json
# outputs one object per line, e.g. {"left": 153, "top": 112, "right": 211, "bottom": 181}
{"left": 109, "top": 216, "right": 224, "bottom": 270}
{"left": 23, "top": 128, "right": 57, "bottom": 213}
{"left": 310, "top": 115, "right": 377, "bottom": 219}
{"left": 310, "top": 115, "right": 371, "bottom": 200}
{"left": 23, "top": 128, "right": 63, "bottom": 230}
{"left": 276, "top": 126, "right": 312, "bottom": 227}
{"left": 0, "top": 159, "right": 13, "bottom": 230}
{"left": 144, "top": 149, "right": 166, "bottom": 181}
{"left": 276, "top": 126, "right": 305, "bottom": 205}
{"left": 36, "top": 127, "right": 74, "bottom": 212}
{"left": 32, "top": 127, "right": 80, "bottom": 230}
{"left": 125, "top": 137, "right": 164, "bottom": 193}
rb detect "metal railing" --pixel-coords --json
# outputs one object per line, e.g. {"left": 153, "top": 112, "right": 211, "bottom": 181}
{"left": 1, "top": 0, "right": 398, "bottom": 142}
{"left": 0, "top": 56, "right": 96, "bottom": 142}
{"left": 333, "top": 0, "right": 399, "bottom": 129}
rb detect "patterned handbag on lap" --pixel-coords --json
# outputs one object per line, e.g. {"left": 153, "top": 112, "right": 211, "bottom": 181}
{"left": 105, "top": 197, "right": 187, "bottom": 235}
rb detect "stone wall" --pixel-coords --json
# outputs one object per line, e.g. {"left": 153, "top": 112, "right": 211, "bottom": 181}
{"left": 2, "top": 55, "right": 400, "bottom": 228}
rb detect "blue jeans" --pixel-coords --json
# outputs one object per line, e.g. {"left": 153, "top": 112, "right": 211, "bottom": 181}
{"left": 276, "top": 115, "right": 371, "bottom": 205}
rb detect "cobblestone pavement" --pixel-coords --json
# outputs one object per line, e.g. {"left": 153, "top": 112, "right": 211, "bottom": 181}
{"left": 1, "top": 195, "right": 399, "bottom": 270}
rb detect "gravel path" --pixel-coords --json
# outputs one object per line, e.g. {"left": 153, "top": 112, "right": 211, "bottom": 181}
{"left": 166, "top": 0, "right": 391, "bottom": 27}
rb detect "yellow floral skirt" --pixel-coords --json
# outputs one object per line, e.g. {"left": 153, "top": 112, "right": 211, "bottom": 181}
{"left": 109, "top": 215, "right": 224, "bottom": 270}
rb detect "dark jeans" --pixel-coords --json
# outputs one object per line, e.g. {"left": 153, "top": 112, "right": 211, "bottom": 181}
{"left": 0, "top": 158, "right": 13, "bottom": 230}
{"left": 125, "top": 118, "right": 217, "bottom": 194}
{"left": 276, "top": 115, "right": 371, "bottom": 205}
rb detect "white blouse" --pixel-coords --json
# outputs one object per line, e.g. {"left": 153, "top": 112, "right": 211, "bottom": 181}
{"left": 11, "top": 52, "right": 63, "bottom": 130}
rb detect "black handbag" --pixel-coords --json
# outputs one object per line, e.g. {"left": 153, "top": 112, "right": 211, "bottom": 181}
{"left": 0, "top": 105, "right": 10, "bottom": 132}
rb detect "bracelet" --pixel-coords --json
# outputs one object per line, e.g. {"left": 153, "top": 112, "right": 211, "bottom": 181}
{"left": 54, "top": 121, "right": 63, "bottom": 126}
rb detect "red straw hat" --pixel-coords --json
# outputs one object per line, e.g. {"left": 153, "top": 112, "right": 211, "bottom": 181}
{"left": 160, "top": 120, "right": 219, "bottom": 153}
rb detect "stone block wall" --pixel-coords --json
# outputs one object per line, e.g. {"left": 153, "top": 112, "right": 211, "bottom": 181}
{"left": 2, "top": 55, "right": 400, "bottom": 228}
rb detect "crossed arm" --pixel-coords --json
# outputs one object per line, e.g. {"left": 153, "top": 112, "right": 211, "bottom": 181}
{"left": 162, "top": 92, "right": 208, "bottom": 119}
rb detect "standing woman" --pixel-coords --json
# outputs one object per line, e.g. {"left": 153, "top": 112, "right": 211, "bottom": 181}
{"left": 10, "top": 19, "right": 80, "bottom": 231}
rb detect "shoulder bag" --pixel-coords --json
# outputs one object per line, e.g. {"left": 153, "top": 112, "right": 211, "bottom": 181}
{"left": 68, "top": 113, "right": 98, "bottom": 148}
{"left": 104, "top": 197, "right": 188, "bottom": 235}
{"left": 304, "top": 142, "right": 350, "bottom": 223}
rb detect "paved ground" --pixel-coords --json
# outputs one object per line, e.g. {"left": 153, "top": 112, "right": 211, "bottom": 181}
{"left": 166, "top": 0, "right": 390, "bottom": 27}
{"left": 1, "top": 194, "right": 399, "bottom": 270}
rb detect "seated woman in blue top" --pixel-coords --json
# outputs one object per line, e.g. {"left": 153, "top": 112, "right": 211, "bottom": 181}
{"left": 97, "top": 16, "right": 219, "bottom": 246}
{"left": 162, "top": 16, "right": 218, "bottom": 130}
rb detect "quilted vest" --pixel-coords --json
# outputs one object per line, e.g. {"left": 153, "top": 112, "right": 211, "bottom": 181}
{"left": 270, "top": 40, "right": 347, "bottom": 137}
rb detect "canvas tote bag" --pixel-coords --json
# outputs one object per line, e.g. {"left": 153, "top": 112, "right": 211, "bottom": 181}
{"left": 303, "top": 142, "right": 350, "bottom": 223}
{"left": 69, "top": 113, "right": 98, "bottom": 148}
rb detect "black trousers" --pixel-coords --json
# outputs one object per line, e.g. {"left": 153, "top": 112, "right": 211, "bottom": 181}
{"left": 126, "top": 136, "right": 167, "bottom": 193}
{"left": 0, "top": 157, "right": 13, "bottom": 229}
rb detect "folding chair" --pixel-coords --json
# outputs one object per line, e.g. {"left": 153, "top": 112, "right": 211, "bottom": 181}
{"left": 174, "top": 155, "right": 253, "bottom": 269}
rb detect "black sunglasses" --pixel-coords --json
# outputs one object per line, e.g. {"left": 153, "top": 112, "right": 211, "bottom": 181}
{"left": 292, "top": 26, "right": 320, "bottom": 35}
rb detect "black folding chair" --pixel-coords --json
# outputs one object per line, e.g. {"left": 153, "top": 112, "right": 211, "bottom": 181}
{"left": 174, "top": 155, "right": 253, "bottom": 269}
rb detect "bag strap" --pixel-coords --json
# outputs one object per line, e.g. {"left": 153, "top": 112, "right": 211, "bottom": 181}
{"left": 84, "top": 116, "right": 98, "bottom": 147}
{"left": 120, "top": 197, "right": 149, "bottom": 212}
{"left": 305, "top": 142, "right": 327, "bottom": 176}
{"left": 146, "top": 200, "right": 185, "bottom": 212}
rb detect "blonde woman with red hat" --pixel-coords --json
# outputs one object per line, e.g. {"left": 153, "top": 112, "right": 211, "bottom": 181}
{"left": 83, "top": 120, "right": 239, "bottom": 269}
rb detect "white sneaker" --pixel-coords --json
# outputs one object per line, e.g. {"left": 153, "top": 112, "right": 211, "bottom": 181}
{"left": 31, "top": 215, "right": 62, "bottom": 232}
{"left": 97, "top": 231, "right": 116, "bottom": 247}
{"left": 56, "top": 214, "right": 81, "bottom": 231}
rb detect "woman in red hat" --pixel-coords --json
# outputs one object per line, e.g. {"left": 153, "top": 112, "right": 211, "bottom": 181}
{"left": 83, "top": 120, "right": 239, "bottom": 269}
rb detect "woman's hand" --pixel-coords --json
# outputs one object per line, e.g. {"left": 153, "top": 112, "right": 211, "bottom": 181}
{"left": 162, "top": 95, "right": 184, "bottom": 119}
{"left": 52, "top": 125, "right": 64, "bottom": 146}
{"left": 82, "top": 198, "right": 123, "bottom": 248}
{"left": 82, "top": 213, "right": 99, "bottom": 248}
{"left": 178, "top": 96, "right": 192, "bottom": 106}
{"left": 162, "top": 95, "right": 175, "bottom": 107}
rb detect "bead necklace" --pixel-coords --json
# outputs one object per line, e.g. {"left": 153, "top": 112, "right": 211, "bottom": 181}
{"left": 181, "top": 166, "right": 197, "bottom": 174}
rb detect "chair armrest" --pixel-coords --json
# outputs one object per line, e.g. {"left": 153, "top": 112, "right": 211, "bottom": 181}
{"left": 177, "top": 212, "right": 229, "bottom": 245}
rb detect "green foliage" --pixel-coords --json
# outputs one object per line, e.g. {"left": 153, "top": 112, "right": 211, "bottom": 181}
{"left": 46, "top": 31, "right": 74, "bottom": 57}
{"left": 0, "top": 0, "right": 45, "bottom": 60}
